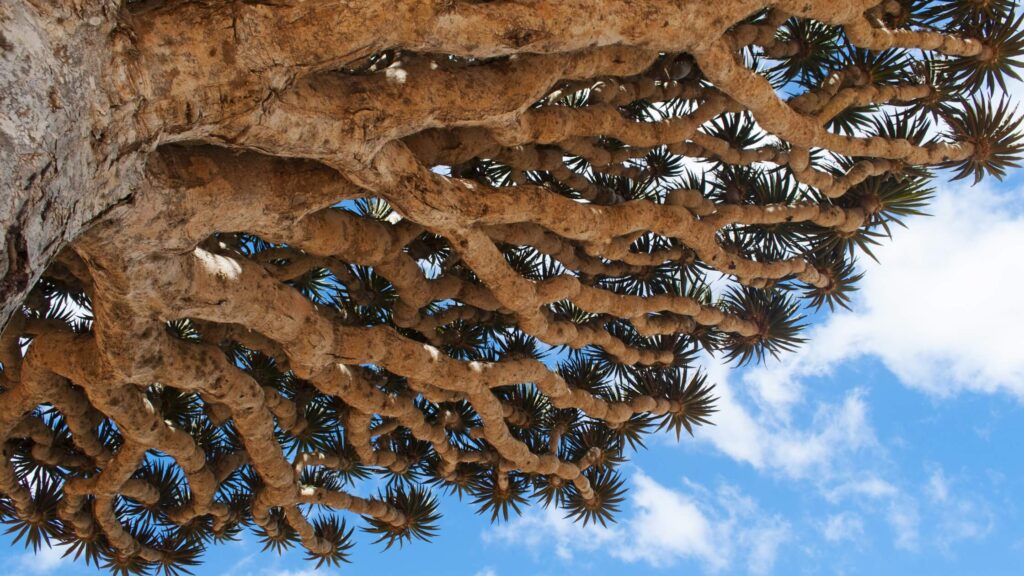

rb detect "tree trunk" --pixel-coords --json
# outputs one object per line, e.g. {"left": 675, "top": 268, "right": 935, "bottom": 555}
{"left": 0, "top": 0, "right": 142, "bottom": 331}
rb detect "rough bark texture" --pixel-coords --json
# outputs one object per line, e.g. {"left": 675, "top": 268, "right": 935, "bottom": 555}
{"left": 0, "top": 1, "right": 146, "bottom": 332}
{"left": 0, "top": 0, "right": 1021, "bottom": 572}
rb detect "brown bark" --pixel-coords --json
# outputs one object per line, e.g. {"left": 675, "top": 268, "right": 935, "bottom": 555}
{"left": 0, "top": 1, "right": 148, "bottom": 331}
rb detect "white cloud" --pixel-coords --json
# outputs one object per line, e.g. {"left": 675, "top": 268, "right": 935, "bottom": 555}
{"left": 741, "top": 520, "right": 790, "bottom": 576}
{"left": 696, "top": 356, "right": 878, "bottom": 482}
{"left": 822, "top": 512, "right": 865, "bottom": 543}
{"left": 936, "top": 497, "right": 994, "bottom": 550}
{"left": 483, "top": 504, "right": 617, "bottom": 561}
{"left": 473, "top": 569, "right": 498, "bottom": 576}
{"left": 1008, "top": 76, "right": 1024, "bottom": 106}
{"left": 875, "top": 467, "right": 995, "bottom": 553}
{"left": 887, "top": 497, "right": 921, "bottom": 551}
{"left": 820, "top": 468, "right": 997, "bottom": 553}
{"left": 924, "top": 466, "right": 995, "bottom": 550}
{"left": 485, "top": 471, "right": 789, "bottom": 575}
{"left": 612, "top": 473, "right": 791, "bottom": 575}
{"left": 926, "top": 468, "right": 950, "bottom": 503}
{"left": 823, "top": 476, "right": 898, "bottom": 503}
{"left": 611, "top": 472, "right": 728, "bottom": 570}
{"left": 264, "top": 571, "right": 339, "bottom": 576}
{"left": 17, "top": 545, "right": 66, "bottom": 574}
{"left": 744, "top": 181, "right": 1024, "bottom": 399}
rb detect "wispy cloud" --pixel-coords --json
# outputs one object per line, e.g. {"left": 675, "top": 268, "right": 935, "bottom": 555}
{"left": 485, "top": 471, "right": 789, "bottom": 575}
{"left": 17, "top": 545, "right": 66, "bottom": 575}
{"left": 821, "top": 512, "right": 865, "bottom": 543}
{"left": 823, "top": 477, "right": 898, "bottom": 503}
{"left": 260, "top": 567, "right": 344, "bottom": 576}
{"left": 926, "top": 467, "right": 950, "bottom": 503}
{"left": 887, "top": 497, "right": 921, "bottom": 551}
{"left": 696, "top": 356, "right": 879, "bottom": 483}
{"left": 484, "top": 503, "right": 617, "bottom": 561}
{"left": 926, "top": 466, "right": 996, "bottom": 552}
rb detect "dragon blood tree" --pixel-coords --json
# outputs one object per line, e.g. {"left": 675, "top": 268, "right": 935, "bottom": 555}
{"left": 1, "top": 0, "right": 1022, "bottom": 573}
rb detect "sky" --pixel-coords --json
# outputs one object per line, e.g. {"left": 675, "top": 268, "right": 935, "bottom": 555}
{"left": 5, "top": 103, "right": 1024, "bottom": 576}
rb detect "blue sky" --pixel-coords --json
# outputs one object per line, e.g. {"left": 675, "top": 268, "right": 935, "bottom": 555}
{"left": 7, "top": 120, "right": 1024, "bottom": 576}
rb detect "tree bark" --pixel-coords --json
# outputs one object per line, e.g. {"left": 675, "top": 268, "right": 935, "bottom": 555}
{"left": 0, "top": 0, "right": 143, "bottom": 331}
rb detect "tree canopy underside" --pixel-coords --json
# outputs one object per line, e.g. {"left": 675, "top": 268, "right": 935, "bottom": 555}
{"left": 1, "top": 0, "right": 1022, "bottom": 573}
